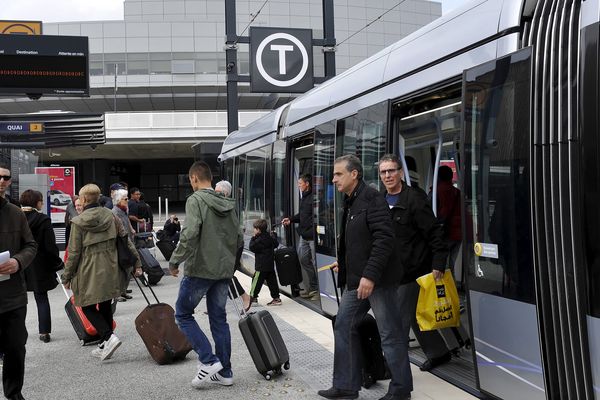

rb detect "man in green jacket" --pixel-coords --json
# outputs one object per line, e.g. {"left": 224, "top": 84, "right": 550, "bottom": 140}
{"left": 0, "top": 163, "right": 38, "bottom": 400}
{"left": 170, "top": 161, "right": 242, "bottom": 389}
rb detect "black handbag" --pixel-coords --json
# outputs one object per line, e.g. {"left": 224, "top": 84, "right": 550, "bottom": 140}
{"left": 117, "top": 234, "right": 138, "bottom": 270}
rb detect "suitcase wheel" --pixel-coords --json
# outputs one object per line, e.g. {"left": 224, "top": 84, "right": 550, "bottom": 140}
{"left": 283, "top": 361, "right": 290, "bottom": 370}
{"left": 264, "top": 373, "right": 272, "bottom": 381}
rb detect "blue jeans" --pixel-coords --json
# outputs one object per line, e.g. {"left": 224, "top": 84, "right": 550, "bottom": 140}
{"left": 333, "top": 285, "right": 412, "bottom": 396}
{"left": 175, "top": 276, "right": 232, "bottom": 378}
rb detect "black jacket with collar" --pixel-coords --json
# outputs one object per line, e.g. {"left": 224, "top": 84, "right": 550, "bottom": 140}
{"left": 290, "top": 190, "right": 314, "bottom": 240}
{"left": 337, "top": 181, "right": 394, "bottom": 290}
{"left": 249, "top": 231, "right": 279, "bottom": 272}
{"left": 386, "top": 183, "right": 448, "bottom": 284}
{"left": 0, "top": 196, "right": 38, "bottom": 313}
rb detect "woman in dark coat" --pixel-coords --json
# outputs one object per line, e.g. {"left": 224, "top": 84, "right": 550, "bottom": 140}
{"left": 21, "top": 189, "right": 63, "bottom": 343}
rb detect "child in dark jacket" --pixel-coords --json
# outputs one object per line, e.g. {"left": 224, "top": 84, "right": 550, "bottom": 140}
{"left": 249, "top": 219, "right": 281, "bottom": 306}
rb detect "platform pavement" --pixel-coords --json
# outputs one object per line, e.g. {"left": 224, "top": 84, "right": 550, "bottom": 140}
{"left": 15, "top": 248, "right": 476, "bottom": 400}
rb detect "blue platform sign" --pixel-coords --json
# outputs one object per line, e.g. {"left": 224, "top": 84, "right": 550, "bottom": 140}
{"left": 0, "top": 122, "right": 44, "bottom": 134}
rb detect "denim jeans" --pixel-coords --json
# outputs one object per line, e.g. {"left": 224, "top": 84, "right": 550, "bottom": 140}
{"left": 298, "top": 237, "right": 318, "bottom": 292}
{"left": 333, "top": 285, "right": 412, "bottom": 396}
{"left": 175, "top": 276, "right": 232, "bottom": 378}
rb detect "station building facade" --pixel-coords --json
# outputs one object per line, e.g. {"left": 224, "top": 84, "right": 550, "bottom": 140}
{"left": 0, "top": 0, "right": 441, "bottom": 208}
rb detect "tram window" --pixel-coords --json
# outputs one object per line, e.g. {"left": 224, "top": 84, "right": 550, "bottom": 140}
{"left": 241, "top": 147, "right": 268, "bottom": 243}
{"left": 272, "top": 140, "right": 288, "bottom": 245}
{"left": 234, "top": 155, "right": 247, "bottom": 233}
{"left": 314, "top": 122, "right": 336, "bottom": 256}
{"left": 464, "top": 53, "right": 535, "bottom": 304}
{"left": 336, "top": 101, "right": 388, "bottom": 189}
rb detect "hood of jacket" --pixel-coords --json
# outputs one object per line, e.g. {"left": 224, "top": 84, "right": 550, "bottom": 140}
{"left": 71, "top": 206, "right": 116, "bottom": 247}
{"left": 193, "top": 189, "right": 236, "bottom": 216}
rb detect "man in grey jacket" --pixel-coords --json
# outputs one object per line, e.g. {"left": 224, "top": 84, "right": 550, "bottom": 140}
{"left": 0, "top": 163, "right": 38, "bottom": 400}
{"left": 170, "top": 161, "right": 242, "bottom": 389}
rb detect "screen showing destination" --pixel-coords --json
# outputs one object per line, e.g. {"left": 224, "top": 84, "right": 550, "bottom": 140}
{"left": 0, "top": 34, "right": 89, "bottom": 96}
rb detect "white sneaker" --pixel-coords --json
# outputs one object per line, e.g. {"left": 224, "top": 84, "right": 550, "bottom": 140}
{"left": 209, "top": 372, "right": 233, "bottom": 386}
{"left": 91, "top": 342, "right": 105, "bottom": 358}
{"left": 101, "top": 334, "right": 122, "bottom": 361}
{"left": 191, "top": 361, "right": 223, "bottom": 388}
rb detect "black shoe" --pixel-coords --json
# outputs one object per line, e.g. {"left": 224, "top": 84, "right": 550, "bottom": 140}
{"left": 317, "top": 387, "right": 358, "bottom": 399}
{"left": 125, "top": 289, "right": 132, "bottom": 293}
{"left": 378, "top": 393, "right": 411, "bottom": 400}
{"left": 116, "top": 297, "right": 127, "bottom": 302}
{"left": 39, "top": 333, "right": 51, "bottom": 343}
{"left": 121, "top": 293, "right": 133, "bottom": 299}
{"left": 420, "top": 352, "right": 451, "bottom": 371}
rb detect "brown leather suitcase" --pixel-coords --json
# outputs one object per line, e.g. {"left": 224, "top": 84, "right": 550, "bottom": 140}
{"left": 132, "top": 274, "right": 192, "bottom": 365}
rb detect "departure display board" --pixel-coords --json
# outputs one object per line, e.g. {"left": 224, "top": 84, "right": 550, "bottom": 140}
{"left": 0, "top": 34, "right": 89, "bottom": 96}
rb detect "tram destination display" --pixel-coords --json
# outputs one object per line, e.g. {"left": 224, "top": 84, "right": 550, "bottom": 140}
{"left": 0, "top": 34, "right": 89, "bottom": 96}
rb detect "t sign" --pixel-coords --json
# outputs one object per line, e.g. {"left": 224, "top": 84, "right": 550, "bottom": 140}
{"left": 250, "top": 27, "right": 314, "bottom": 93}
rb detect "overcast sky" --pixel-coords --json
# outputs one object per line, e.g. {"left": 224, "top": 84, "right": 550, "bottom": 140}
{"left": 0, "top": 0, "right": 470, "bottom": 23}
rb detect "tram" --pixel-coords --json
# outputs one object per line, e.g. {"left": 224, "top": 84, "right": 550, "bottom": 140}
{"left": 218, "top": 1, "right": 599, "bottom": 398}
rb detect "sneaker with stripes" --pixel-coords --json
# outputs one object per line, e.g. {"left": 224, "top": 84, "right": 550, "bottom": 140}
{"left": 191, "top": 361, "right": 223, "bottom": 388}
{"left": 209, "top": 372, "right": 233, "bottom": 386}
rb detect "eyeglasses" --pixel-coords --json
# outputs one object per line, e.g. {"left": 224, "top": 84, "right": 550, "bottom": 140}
{"left": 379, "top": 168, "right": 400, "bottom": 176}
{"left": 0, "top": 175, "right": 11, "bottom": 181}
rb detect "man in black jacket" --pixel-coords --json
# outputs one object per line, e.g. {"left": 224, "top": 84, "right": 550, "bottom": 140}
{"left": 0, "top": 162, "right": 38, "bottom": 400}
{"left": 318, "top": 155, "right": 399, "bottom": 400}
{"left": 282, "top": 173, "right": 318, "bottom": 299}
{"left": 379, "top": 154, "right": 451, "bottom": 374}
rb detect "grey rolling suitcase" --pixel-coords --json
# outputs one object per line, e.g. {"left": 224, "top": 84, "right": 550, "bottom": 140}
{"left": 238, "top": 310, "right": 290, "bottom": 380}
{"left": 230, "top": 281, "right": 290, "bottom": 380}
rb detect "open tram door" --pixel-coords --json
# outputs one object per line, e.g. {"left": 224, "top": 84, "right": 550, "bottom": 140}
{"left": 285, "top": 132, "right": 324, "bottom": 311}
{"left": 392, "top": 84, "right": 479, "bottom": 392}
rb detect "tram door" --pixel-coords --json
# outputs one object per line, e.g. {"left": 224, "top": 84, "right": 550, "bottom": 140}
{"left": 463, "top": 48, "right": 546, "bottom": 399}
{"left": 288, "top": 134, "right": 323, "bottom": 310}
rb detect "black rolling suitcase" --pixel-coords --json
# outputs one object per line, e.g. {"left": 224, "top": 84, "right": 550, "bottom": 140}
{"left": 230, "top": 282, "right": 290, "bottom": 380}
{"left": 138, "top": 248, "right": 165, "bottom": 285}
{"left": 58, "top": 272, "right": 116, "bottom": 346}
{"left": 273, "top": 247, "right": 302, "bottom": 286}
{"left": 156, "top": 240, "right": 176, "bottom": 261}
{"left": 328, "top": 267, "right": 389, "bottom": 388}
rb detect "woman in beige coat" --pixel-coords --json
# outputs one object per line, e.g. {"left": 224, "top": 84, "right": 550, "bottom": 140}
{"left": 62, "top": 184, "right": 141, "bottom": 361}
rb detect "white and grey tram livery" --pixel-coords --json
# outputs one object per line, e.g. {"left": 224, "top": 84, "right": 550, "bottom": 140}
{"left": 218, "top": 1, "right": 600, "bottom": 399}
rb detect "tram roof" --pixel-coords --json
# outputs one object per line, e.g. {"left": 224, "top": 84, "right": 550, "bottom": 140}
{"left": 218, "top": 104, "right": 289, "bottom": 161}
{"left": 282, "top": 0, "right": 526, "bottom": 137}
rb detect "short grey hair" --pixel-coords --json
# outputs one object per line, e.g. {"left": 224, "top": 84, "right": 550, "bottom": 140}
{"left": 215, "top": 180, "right": 232, "bottom": 197}
{"left": 334, "top": 154, "right": 363, "bottom": 180}
{"left": 112, "top": 188, "right": 128, "bottom": 204}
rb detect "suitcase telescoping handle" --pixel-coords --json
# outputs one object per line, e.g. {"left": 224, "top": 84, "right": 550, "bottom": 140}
{"left": 326, "top": 264, "right": 340, "bottom": 307}
{"left": 57, "top": 272, "right": 72, "bottom": 300}
{"left": 228, "top": 276, "right": 247, "bottom": 319}
{"left": 131, "top": 271, "right": 161, "bottom": 306}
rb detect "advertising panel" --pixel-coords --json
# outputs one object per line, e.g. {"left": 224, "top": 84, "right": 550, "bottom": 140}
{"left": 35, "top": 166, "right": 75, "bottom": 224}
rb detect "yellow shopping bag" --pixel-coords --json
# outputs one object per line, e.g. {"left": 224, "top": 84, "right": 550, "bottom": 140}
{"left": 415, "top": 270, "right": 460, "bottom": 331}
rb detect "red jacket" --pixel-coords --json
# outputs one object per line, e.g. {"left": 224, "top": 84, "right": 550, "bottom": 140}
{"left": 437, "top": 181, "right": 462, "bottom": 242}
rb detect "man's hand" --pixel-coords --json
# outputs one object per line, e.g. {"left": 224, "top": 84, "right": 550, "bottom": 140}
{"left": 281, "top": 217, "right": 290, "bottom": 226}
{"left": 357, "top": 277, "right": 375, "bottom": 299}
{"left": 169, "top": 265, "right": 179, "bottom": 277}
{"left": 432, "top": 269, "right": 444, "bottom": 281}
{"left": 63, "top": 281, "right": 71, "bottom": 290}
{"left": 331, "top": 261, "right": 339, "bottom": 273}
{"left": 134, "top": 267, "right": 143, "bottom": 277}
{"left": 0, "top": 258, "right": 19, "bottom": 275}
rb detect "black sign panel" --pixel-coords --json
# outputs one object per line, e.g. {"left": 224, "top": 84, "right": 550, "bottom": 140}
{"left": 0, "top": 35, "right": 89, "bottom": 96}
{"left": 250, "top": 27, "right": 313, "bottom": 93}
